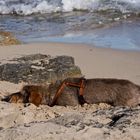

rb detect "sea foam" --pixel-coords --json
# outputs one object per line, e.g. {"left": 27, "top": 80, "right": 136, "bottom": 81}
{"left": 0, "top": 0, "right": 139, "bottom": 15}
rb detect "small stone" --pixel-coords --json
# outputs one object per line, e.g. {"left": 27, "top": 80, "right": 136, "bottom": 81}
{"left": 24, "top": 123, "right": 30, "bottom": 127}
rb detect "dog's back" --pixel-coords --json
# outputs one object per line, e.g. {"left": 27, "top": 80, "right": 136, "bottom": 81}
{"left": 82, "top": 78, "right": 140, "bottom": 106}
{"left": 52, "top": 78, "right": 140, "bottom": 107}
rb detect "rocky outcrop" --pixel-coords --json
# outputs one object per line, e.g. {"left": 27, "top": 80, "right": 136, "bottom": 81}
{"left": 0, "top": 54, "right": 82, "bottom": 84}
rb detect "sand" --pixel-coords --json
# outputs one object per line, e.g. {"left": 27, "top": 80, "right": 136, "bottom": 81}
{"left": 0, "top": 42, "right": 140, "bottom": 140}
{"left": 0, "top": 42, "right": 140, "bottom": 84}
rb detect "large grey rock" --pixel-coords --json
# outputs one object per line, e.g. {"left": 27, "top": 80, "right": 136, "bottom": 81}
{"left": 0, "top": 54, "right": 82, "bottom": 84}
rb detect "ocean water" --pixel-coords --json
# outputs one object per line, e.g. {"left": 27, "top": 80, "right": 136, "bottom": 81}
{"left": 0, "top": 0, "right": 140, "bottom": 50}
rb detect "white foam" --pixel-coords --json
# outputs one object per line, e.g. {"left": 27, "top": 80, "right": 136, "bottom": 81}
{"left": 0, "top": 0, "right": 139, "bottom": 15}
{"left": 0, "top": 0, "right": 61, "bottom": 15}
{"left": 62, "top": 0, "right": 99, "bottom": 11}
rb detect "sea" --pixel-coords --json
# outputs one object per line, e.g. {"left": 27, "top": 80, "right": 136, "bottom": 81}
{"left": 0, "top": 0, "right": 140, "bottom": 50}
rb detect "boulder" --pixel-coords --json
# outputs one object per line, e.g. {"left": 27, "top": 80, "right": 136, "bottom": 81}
{"left": 0, "top": 54, "right": 82, "bottom": 84}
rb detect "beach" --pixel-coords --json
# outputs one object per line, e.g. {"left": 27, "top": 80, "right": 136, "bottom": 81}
{"left": 0, "top": 42, "right": 140, "bottom": 84}
{"left": 0, "top": 43, "right": 140, "bottom": 140}
{"left": 0, "top": 0, "right": 140, "bottom": 139}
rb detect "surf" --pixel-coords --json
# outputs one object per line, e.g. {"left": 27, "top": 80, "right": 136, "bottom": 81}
{"left": 0, "top": 0, "right": 139, "bottom": 15}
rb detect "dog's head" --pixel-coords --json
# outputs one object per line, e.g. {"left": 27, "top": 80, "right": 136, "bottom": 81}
{"left": 21, "top": 85, "right": 51, "bottom": 106}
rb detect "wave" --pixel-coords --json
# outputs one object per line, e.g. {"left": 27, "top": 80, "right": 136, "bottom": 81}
{"left": 0, "top": 0, "right": 140, "bottom": 15}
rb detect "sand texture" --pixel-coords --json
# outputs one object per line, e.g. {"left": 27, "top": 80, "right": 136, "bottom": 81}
{"left": 0, "top": 43, "right": 140, "bottom": 140}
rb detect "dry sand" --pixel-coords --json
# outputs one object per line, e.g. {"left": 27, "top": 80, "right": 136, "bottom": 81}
{"left": 0, "top": 42, "right": 140, "bottom": 84}
{"left": 0, "top": 42, "right": 140, "bottom": 140}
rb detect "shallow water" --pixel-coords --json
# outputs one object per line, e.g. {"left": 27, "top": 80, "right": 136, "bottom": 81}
{"left": 0, "top": 0, "right": 140, "bottom": 50}
{"left": 46, "top": 19, "right": 140, "bottom": 50}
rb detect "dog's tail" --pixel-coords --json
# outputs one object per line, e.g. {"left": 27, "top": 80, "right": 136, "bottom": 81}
{"left": 1, "top": 95, "right": 11, "bottom": 102}
{"left": 1, "top": 92, "right": 21, "bottom": 102}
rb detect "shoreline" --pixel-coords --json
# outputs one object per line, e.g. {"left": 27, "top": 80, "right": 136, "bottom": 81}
{"left": 0, "top": 42, "right": 140, "bottom": 85}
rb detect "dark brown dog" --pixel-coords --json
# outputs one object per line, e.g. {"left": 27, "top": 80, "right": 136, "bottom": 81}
{"left": 2, "top": 78, "right": 140, "bottom": 107}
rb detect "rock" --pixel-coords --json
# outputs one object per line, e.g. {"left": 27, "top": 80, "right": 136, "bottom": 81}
{"left": 49, "top": 113, "right": 83, "bottom": 128}
{"left": 0, "top": 31, "right": 20, "bottom": 46}
{"left": 0, "top": 102, "right": 140, "bottom": 140}
{"left": 0, "top": 54, "right": 82, "bottom": 84}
